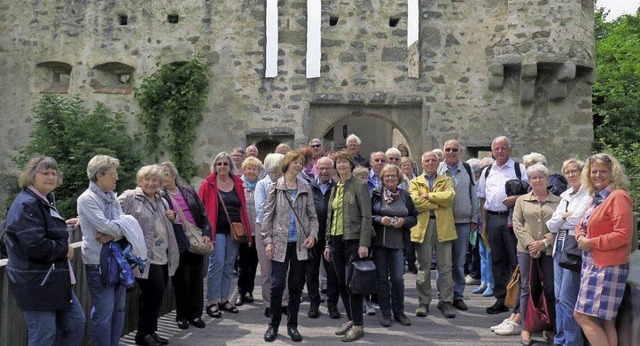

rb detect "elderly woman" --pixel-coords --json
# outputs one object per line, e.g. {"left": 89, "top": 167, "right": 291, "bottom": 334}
{"left": 199, "top": 152, "right": 252, "bottom": 318}
{"left": 235, "top": 157, "right": 263, "bottom": 306}
{"left": 77, "top": 155, "right": 127, "bottom": 346}
{"left": 118, "top": 165, "right": 180, "bottom": 346}
{"left": 159, "top": 161, "right": 213, "bottom": 330}
{"left": 230, "top": 147, "right": 246, "bottom": 174}
{"left": 574, "top": 153, "right": 633, "bottom": 346}
{"left": 397, "top": 143, "right": 420, "bottom": 178}
{"left": 255, "top": 153, "right": 286, "bottom": 318}
{"left": 275, "top": 143, "right": 291, "bottom": 155}
{"left": 545, "top": 159, "right": 591, "bottom": 346}
{"left": 324, "top": 150, "right": 372, "bottom": 342}
{"left": 262, "top": 151, "right": 319, "bottom": 342}
{"left": 512, "top": 163, "right": 560, "bottom": 345}
{"left": 371, "top": 164, "right": 417, "bottom": 327}
{"left": 4, "top": 156, "right": 85, "bottom": 346}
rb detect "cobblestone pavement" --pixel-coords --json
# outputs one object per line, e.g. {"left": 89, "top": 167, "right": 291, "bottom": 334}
{"left": 121, "top": 269, "right": 552, "bottom": 345}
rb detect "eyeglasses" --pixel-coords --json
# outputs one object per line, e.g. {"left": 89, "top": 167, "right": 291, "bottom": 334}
{"left": 589, "top": 154, "right": 611, "bottom": 163}
{"left": 105, "top": 171, "right": 118, "bottom": 178}
{"left": 216, "top": 162, "right": 230, "bottom": 166}
{"left": 444, "top": 148, "right": 459, "bottom": 153}
{"left": 38, "top": 170, "right": 58, "bottom": 177}
{"left": 373, "top": 159, "right": 387, "bottom": 163}
{"left": 387, "top": 157, "right": 400, "bottom": 161}
{"left": 564, "top": 169, "right": 580, "bottom": 177}
{"left": 311, "top": 144, "right": 321, "bottom": 148}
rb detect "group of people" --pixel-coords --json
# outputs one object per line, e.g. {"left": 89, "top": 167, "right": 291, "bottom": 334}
{"left": 1, "top": 134, "right": 634, "bottom": 346}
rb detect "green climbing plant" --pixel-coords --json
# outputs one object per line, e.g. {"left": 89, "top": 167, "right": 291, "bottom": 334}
{"left": 135, "top": 56, "right": 209, "bottom": 180}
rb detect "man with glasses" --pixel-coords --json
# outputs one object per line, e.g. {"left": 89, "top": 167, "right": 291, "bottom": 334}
{"left": 437, "top": 140, "right": 479, "bottom": 312}
{"left": 476, "top": 136, "right": 528, "bottom": 314}
{"left": 367, "top": 152, "right": 387, "bottom": 192}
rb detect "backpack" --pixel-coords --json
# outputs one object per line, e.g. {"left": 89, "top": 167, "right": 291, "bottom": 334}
{"left": 461, "top": 161, "right": 475, "bottom": 186}
{"left": 484, "top": 161, "right": 530, "bottom": 196}
{"left": 547, "top": 173, "right": 568, "bottom": 196}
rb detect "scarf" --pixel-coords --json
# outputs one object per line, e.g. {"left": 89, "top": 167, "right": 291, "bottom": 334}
{"left": 383, "top": 186, "right": 401, "bottom": 204}
{"left": 242, "top": 175, "right": 257, "bottom": 190}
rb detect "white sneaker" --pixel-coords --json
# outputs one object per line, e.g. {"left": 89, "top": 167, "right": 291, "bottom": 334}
{"left": 364, "top": 301, "right": 376, "bottom": 315}
{"left": 494, "top": 321, "right": 522, "bottom": 336}
{"left": 489, "top": 318, "right": 510, "bottom": 332}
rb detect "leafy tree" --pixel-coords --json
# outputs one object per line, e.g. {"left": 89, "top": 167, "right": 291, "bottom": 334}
{"left": 593, "top": 3, "right": 640, "bottom": 211}
{"left": 13, "top": 95, "right": 142, "bottom": 217}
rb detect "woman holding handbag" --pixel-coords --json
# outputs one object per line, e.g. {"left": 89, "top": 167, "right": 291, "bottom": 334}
{"left": 323, "top": 150, "right": 373, "bottom": 342}
{"left": 159, "top": 161, "right": 213, "bottom": 330}
{"left": 261, "top": 151, "right": 319, "bottom": 342}
{"left": 512, "top": 163, "right": 560, "bottom": 345}
{"left": 574, "top": 154, "right": 633, "bottom": 346}
{"left": 545, "top": 159, "right": 590, "bottom": 346}
{"left": 198, "top": 152, "right": 252, "bottom": 318}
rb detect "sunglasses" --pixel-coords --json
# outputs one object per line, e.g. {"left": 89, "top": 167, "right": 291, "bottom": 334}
{"left": 311, "top": 144, "right": 321, "bottom": 148}
{"left": 373, "top": 158, "right": 387, "bottom": 163}
{"left": 216, "top": 162, "right": 230, "bottom": 166}
{"left": 444, "top": 148, "right": 459, "bottom": 153}
{"left": 387, "top": 157, "right": 400, "bottom": 161}
{"left": 589, "top": 154, "right": 611, "bottom": 163}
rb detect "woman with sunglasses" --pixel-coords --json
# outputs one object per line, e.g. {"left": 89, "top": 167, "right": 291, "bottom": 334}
{"left": 574, "top": 153, "right": 633, "bottom": 346}
{"left": 199, "top": 152, "right": 252, "bottom": 318}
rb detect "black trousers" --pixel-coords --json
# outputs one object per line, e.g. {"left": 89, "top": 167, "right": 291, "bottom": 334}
{"left": 136, "top": 264, "right": 168, "bottom": 336}
{"left": 403, "top": 231, "right": 416, "bottom": 267}
{"left": 486, "top": 213, "right": 518, "bottom": 302}
{"left": 237, "top": 236, "right": 259, "bottom": 295}
{"left": 331, "top": 236, "right": 364, "bottom": 326}
{"left": 305, "top": 238, "right": 340, "bottom": 307}
{"left": 270, "top": 242, "right": 306, "bottom": 329}
{"left": 172, "top": 252, "right": 204, "bottom": 320}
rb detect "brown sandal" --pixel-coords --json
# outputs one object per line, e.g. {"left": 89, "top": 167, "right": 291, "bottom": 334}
{"left": 218, "top": 301, "right": 239, "bottom": 313}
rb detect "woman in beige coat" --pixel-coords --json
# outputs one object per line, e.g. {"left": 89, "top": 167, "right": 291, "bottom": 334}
{"left": 262, "top": 151, "right": 319, "bottom": 342}
{"left": 118, "top": 164, "right": 179, "bottom": 346}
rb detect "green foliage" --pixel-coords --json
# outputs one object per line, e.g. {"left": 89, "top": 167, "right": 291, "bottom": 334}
{"left": 134, "top": 56, "right": 209, "bottom": 180}
{"left": 593, "top": 4, "right": 640, "bottom": 212}
{"left": 13, "top": 95, "right": 142, "bottom": 218}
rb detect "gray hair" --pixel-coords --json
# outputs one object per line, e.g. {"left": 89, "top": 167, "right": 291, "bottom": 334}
{"left": 87, "top": 155, "right": 120, "bottom": 182}
{"left": 491, "top": 136, "right": 511, "bottom": 149}
{"left": 385, "top": 147, "right": 401, "bottom": 157}
{"left": 526, "top": 163, "right": 549, "bottom": 178}
{"left": 211, "top": 151, "right": 237, "bottom": 175}
{"left": 19, "top": 156, "right": 63, "bottom": 188}
{"left": 346, "top": 134, "right": 361, "bottom": 145}
{"left": 136, "top": 164, "right": 164, "bottom": 184}
{"left": 522, "top": 152, "right": 547, "bottom": 167}
{"left": 479, "top": 157, "right": 495, "bottom": 169}
{"left": 263, "top": 153, "right": 284, "bottom": 173}
{"left": 466, "top": 158, "right": 482, "bottom": 174}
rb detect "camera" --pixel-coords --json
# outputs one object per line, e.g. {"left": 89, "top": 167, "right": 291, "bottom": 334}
{"left": 390, "top": 217, "right": 398, "bottom": 226}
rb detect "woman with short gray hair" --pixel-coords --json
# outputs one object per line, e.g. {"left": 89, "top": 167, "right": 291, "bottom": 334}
{"left": 87, "top": 155, "right": 120, "bottom": 182}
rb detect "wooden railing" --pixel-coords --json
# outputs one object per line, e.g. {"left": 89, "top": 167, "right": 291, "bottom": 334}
{"left": 0, "top": 231, "right": 176, "bottom": 345}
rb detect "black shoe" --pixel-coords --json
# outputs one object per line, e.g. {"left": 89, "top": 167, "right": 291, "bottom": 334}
{"left": 287, "top": 326, "right": 303, "bottom": 342}
{"left": 281, "top": 305, "right": 288, "bottom": 316}
{"left": 245, "top": 292, "right": 255, "bottom": 303}
{"left": 430, "top": 263, "right": 437, "bottom": 270}
{"left": 308, "top": 303, "right": 320, "bottom": 318}
{"left": 189, "top": 318, "right": 206, "bottom": 328}
{"left": 328, "top": 305, "right": 341, "bottom": 319}
{"left": 453, "top": 299, "right": 468, "bottom": 311}
{"left": 486, "top": 301, "right": 509, "bottom": 314}
{"left": 394, "top": 312, "right": 412, "bottom": 326}
{"left": 176, "top": 318, "right": 189, "bottom": 330}
{"left": 151, "top": 333, "right": 168, "bottom": 345}
{"left": 235, "top": 294, "right": 245, "bottom": 306}
{"left": 408, "top": 263, "right": 418, "bottom": 274}
{"left": 264, "top": 307, "right": 272, "bottom": 318}
{"left": 264, "top": 327, "right": 278, "bottom": 342}
{"left": 135, "top": 334, "right": 161, "bottom": 346}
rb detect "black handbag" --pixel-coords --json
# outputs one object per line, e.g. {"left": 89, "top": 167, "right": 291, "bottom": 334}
{"left": 349, "top": 258, "right": 377, "bottom": 295}
{"left": 559, "top": 235, "right": 582, "bottom": 272}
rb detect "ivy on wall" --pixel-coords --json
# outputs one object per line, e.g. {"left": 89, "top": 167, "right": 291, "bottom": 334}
{"left": 135, "top": 56, "right": 209, "bottom": 180}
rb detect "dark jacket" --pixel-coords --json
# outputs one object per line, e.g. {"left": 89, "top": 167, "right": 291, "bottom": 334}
{"left": 4, "top": 188, "right": 72, "bottom": 311}
{"left": 327, "top": 176, "right": 373, "bottom": 247}
{"left": 172, "top": 184, "right": 212, "bottom": 238}
{"left": 371, "top": 187, "right": 418, "bottom": 249}
{"left": 311, "top": 178, "right": 335, "bottom": 240}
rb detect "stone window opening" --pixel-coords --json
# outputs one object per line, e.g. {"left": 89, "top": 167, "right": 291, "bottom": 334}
{"left": 329, "top": 16, "right": 339, "bottom": 26}
{"left": 389, "top": 16, "right": 400, "bottom": 28}
{"left": 168, "top": 14, "right": 179, "bottom": 24}
{"left": 118, "top": 14, "right": 128, "bottom": 26}
{"left": 90, "top": 62, "right": 135, "bottom": 94}
{"left": 35, "top": 61, "right": 72, "bottom": 94}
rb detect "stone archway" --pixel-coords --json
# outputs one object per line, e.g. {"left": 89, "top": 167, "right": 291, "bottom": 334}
{"left": 307, "top": 102, "right": 426, "bottom": 161}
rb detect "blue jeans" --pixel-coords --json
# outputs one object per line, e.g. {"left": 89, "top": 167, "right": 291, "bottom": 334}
{"left": 86, "top": 264, "right": 126, "bottom": 346}
{"left": 479, "top": 234, "right": 494, "bottom": 287}
{"left": 553, "top": 233, "right": 584, "bottom": 346}
{"left": 452, "top": 223, "right": 471, "bottom": 300}
{"left": 23, "top": 290, "right": 85, "bottom": 346}
{"left": 373, "top": 246, "right": 405, "bottom": 316}
{"left": 207, "top": 233, "right": 239, "bottom": 301}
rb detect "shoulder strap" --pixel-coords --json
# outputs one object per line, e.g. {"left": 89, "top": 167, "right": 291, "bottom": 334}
{"left": 217, "top": 189, "right": 233, "bottom": 224}
{"left": 514, "top": 161, "right": 521, "bottom": 180}
{"left": 282, "top": 189, "right": 309, "bottom": 238}
{"left": 484, "top": 165, "right": 490, "bottom": 179}
{"left": 462, "top": 162, "right": 474, "bottom": 186}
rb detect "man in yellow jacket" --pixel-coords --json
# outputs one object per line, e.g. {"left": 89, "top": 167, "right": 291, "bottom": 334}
{"left": 409, "top": 151, "right": 457, "bottom": 319}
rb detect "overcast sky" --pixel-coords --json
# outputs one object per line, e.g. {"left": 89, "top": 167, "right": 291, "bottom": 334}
{"left": 598, "top": 0, "right": 639, "bottom": 19}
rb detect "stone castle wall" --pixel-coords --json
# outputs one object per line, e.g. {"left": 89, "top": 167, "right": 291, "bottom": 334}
{"left": 0, "top": 0, "right": 595, "bottom": 202}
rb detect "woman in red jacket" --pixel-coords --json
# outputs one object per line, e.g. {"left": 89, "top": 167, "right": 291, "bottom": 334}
{"left": 574, "top": 153, "right": 633, "bottom": 346}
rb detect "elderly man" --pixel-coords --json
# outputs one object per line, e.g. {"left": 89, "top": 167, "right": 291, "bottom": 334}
{"left": 385, "top": 148, "right": 402, "bottom": 167}
{"left": 437, "top": 140, "right": 479, "bottom": 311}
{"left": 476, "top": 136, "right": 528, "bottom": 314}
{"left": 367, "top": 151, "right": 387, "bottom": 192}
{"left": 309, "top": 138, "right": 324, "bottom": 160}
{"left": 346, "top": 134, "right": 368, "bottom": 167}
{"left": 306, "top": 157, "right": 341, "bottom": 319}
{"left": 246, "top": 145, "right": 259, "bottom": 158}
{"left": 409, "top": 151, "right": 457, "bottom": 318}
